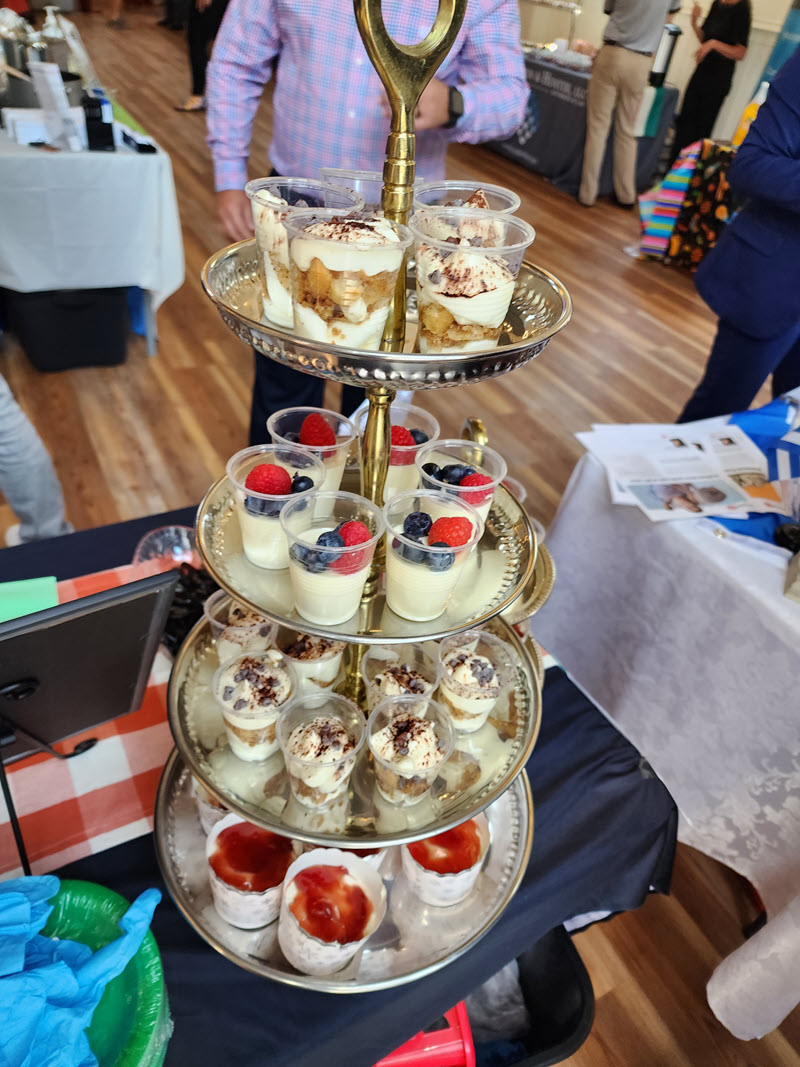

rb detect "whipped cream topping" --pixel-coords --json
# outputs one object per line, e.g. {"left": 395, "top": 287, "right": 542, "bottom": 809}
{"left": 287, "top": 716, "right": 355, "bottom": 763}
{"left": 227, "top": 603, "right": 272, "bottom": 633}
{"left": 291, "top": 215, "right": 405, "bottom": 279}
{"left": 371, "top": 714, "right": 444, "bottom": 771}
{"left": 417, "top": 243, "right": 515, "bottom": 328}
{"left": 216, "top": 652, "right": 292, "bottom": 714}
{"left": 283, "top": 634, "right": 346, "bottom": 661}
{"left": 443, "top": 649, "right": 499, "bottom": 692}
{"left": 373, "top": 665, "right": 431, "bottom": 699}
{"left": 302, "top": 215, "right": 400, "bottom": 246}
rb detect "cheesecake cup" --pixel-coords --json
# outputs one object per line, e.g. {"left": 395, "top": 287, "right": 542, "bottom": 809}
{"left": 277, "top": 692, "right": 365, "bottom": 808}
{"left": 227, "top": 444, "right": 325, "bottom": 569}
{"left": 267, "top": 406, "right": 357, "bottom": 494}
{"left": 213, "top": 650, "right": 296, "bottom": 762}
{"left": 278, "top": 848, "right": 387, "bottom": 975}
{"left": 401, "top": 812, "right": 490, "bottom": 906}
{"left": 203, "top": 590, "right": 276, "bottom": 664}
{"left": 367, "top": 694, "right": 455, "bottom": 807}
{"left": 355, "top": 403, "right": 440, "bottom": 504}
{"left": 416, "top": 439, "right": 507, "bottom": 524}
{"left": 362, "top": 643, "right": 441, "bottom": 712}
{"left": 437, "top": 629, "right": 517, "bottom": 733}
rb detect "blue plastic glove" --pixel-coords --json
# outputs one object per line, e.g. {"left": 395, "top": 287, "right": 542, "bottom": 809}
{"left": 0, "top": 877, "right": 59, "bottom": 979}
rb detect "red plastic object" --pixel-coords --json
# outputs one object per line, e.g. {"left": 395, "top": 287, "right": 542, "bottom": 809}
{"left": 373, "top": 1002, "right": 475, "bottom": 1067}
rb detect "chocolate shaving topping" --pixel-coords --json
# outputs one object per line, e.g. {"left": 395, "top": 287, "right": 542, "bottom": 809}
{"left": 428, "top": 269, "right": 441, "bottom": 285}
{"left": 223, "top": 686, "right": 234, "bottom": 701}
{"left": 233, "top": 699, "right": 247, "bottom": 711}
{"left": 472, "top": 661, "right": 496, "bottom": 686}
{"left": 470, "top": 236, "right": 484, "bottom": 247}
{"left": 381, "top": 665, "right": 427, "bottom": 694}
{"left": 388, "top": 714, "right": 431, "bottom": 758}
{"left": 283, "top": 634, "right": 337, "bottom": 660}
{"left": 445, "top": 235, "right": 460, "bottom": 245}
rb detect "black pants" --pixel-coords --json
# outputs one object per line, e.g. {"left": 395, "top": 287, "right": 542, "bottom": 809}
{"left": 669, "top": 70, "right": 729, "bottom": 167}
{"left": 188, "top": 0, "right": 228, "bottom": 96}
{"left": 250, "top": 357, "right": 364, "bottom": 445}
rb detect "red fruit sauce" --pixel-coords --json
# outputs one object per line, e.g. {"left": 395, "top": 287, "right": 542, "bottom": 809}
{"left": 210, "top": 823, "right": 294, "bottom": 892}
{"left": 407, "top": 820, "right": 483, "bottom": 874}
{"left": 289, "top": 865, "right": 372, "bottom": 944}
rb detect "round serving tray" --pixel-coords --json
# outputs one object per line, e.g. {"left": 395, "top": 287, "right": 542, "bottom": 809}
{"left": 196, "top": 478, "right": 536, "bottom": 643}
{"left": 201, "top": 240, "right": 571, "bottom": 390}
{"left": 500, "top": 544, "right": 555, "bottom": 626}
{"left": 155, "top": 750, "right": 533, "bottom": 993}
{"left": 167, "top": 613, "right": 541, "bottom": 847}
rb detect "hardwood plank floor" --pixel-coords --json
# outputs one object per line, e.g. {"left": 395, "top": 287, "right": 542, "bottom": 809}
{"left": 0, "top": 12, "right": 794, "bottom": 1062}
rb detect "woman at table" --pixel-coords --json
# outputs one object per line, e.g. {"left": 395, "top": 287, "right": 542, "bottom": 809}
{"left": 669, "top": 0, "right": 751, "bottom": 165}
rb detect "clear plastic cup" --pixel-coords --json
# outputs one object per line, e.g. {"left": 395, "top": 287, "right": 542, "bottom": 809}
{"left": 409, "top": 208, "right": 535, "bottom": 354}
{"left": 413, "top": 180, "right": 521, "bottom": 214}
{"left": 227, "top": 444, "right": 325, "bottom": 570}
{"left": 415, "top": 439, "right": 508, "bottom": 524}
{"left": 267, "top": 406, "right": 357, "bottom": 494}
{"left": 362, "top": 643, "right": 441, "bottom": 711}
{"left": 203, "top": 589, "right": 276, "bottom": 663}
{"left": 501, "top": 475, "right": 528, "bottom": 505}
{"left": 275, "top": 628, "right": 346, "bottom": 695}
{"left": 283, "top": 209, "right": 412, "bottom": 350}
{"left": 276, "top": 692, "right": 365, "bottom": 808}
{"left": 319, "top": 168, "right": 384, "bottom": 212}
{"left": 245, "top": 177, "right": 364, "bottom": 328}
{"left": 280, "top": 490, "right": 385, "bottom": 626}
{"left": 367, "top": 694, "right": 455, "bottom": 807}
{"left": 355, "top": 403, "right": 440, "bottom": 504}
{"left": 213, "top": 650, "right": 297, "bottom": 762}
{"left": 437, "top": 629, "right": 517, "bottom": 733}
{"left": 383, "top": 489, "right": 483, "bottom": 622}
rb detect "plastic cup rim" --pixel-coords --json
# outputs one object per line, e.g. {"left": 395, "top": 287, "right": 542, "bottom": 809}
{"left": 277, "top": 694, "right": 366, "bottom": 769}
{"left": 414, "top": 438, "right": 508, "bottom": 487}
{"left": 244, "top": 176, "right": 364, "bottom": 211}
{"left": 211, "top": 650, "right": 297, "bottom": 715}
{"left": 366, "top": 693, "right": 456, "bottom": 768}
{"left": 267, "top": 406, "right": 358, "bottom": 449}
{"left": 226, "top": 444, "right": 326, "bottom": 501}
{"left": 413, "top": 179, "right": 522, "bottom": 213}
{"left": 408, "top": 207, "right": 535, "bottom": 254}
{"left": 280, "top": 489, "right": 386, "bottom": 553}
{"left": 438, "top": 628, "right": 518, "bottom": 687}
{"left": 384, "top": 488, "right": 484, "bottom": 553}
{"left": 282, "top": 208, "right": 413, "bottom": 250}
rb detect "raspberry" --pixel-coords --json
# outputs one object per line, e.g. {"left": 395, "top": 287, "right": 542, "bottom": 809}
{"left": 331, "top": 520, "right": 373, "bottom": 573}
{"left": 299, "top": 413, "right": 336, "bottom": 448}
{"left": 337, "top": 520, "right": 371, "bottom": 546}
{"left": 459, "top": 471, "right": 494, "bottom": 505}
{"left": 428, "top": 516, "right": 474, "bottom": 547}
{"left": 390, "top": 424, "right": 417, "bottom": 466}
{"left": 244, "top": 463, "right": 292, "bottom": 495}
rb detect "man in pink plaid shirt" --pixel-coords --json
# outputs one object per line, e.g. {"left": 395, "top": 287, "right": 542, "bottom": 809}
{"left": 206, "top": 0, "right": 528, "bottom": 442}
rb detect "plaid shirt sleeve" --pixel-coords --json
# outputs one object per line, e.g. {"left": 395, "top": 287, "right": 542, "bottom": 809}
{"left": 206, "top": 0, "right": 281, "bottom": 192}
{"left": 451, "top": 0, "right": 529, "bottom": 145}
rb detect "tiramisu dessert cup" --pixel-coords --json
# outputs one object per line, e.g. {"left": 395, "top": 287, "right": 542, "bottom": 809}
{"left": 283, "top": 209, "right": 412, "bottom": 350}
{"left": 401, "top": 813, "right": 490, "bottom": 906}
{"left": 278, "top": 848, "right": 387, "bottom": 976}
{"left": 192, "top": 775, "right": 229, "bottom": 835}
{"left": 227, "top": 444, "right": 325, "bottom": 570}
{"left": 355, "top": 403, "right": 440, "bottom": 503}
{"left": 245, "top": 178, "right": 363, "bottom": 328}
{"left": 276, "top": 629, "right": 346, "bottom": 694}
{"left": 384, "top": 490, "right": 483, "bottom": 622}
{"left": 281, "top": 491, "right": 384, "bottom": 626}
{"left": 367, "top": 694, "right": 455, "bottom": 807}
{"left": 437, "top": 629, "right": 517, "bottom": 733}
{"left": 409, "top": 208, "right": 534, "bottom": 354}
{"left": 362, "top": 643, "right": 441, "bottom": 712}
{"left": 276, "top": 693, "right": 365, "bottom": 808}
{"left": 413, "top": 180, "right": 521, "bottom": 215}
{"left": 267, "top": 407, "right": 357, "bottom": 494}
{"left": 416, "top": 439, "right": 507, "bottom": 524}
{"left": 203, "top": 590, "right": 276, "bottom": 664}
{"left": 206, "top": 813, "right": 297, "bottom": 929}
{"left": 213, "top": 650, "right": 296, "bottom": 762}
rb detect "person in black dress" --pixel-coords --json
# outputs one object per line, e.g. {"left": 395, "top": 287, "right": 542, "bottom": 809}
{"left": 175, "top": 0, "right": 230, "bottom": 112}
{"left": 670, "top": 0, "right": 751, "bottom": 164}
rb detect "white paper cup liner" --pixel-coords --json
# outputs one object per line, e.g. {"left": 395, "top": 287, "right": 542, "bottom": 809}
{"left": 401, "top": 813, "right": 490, "bottom": 906}
{"left": 206, "top": 813, "right": 296, "bottom": 929}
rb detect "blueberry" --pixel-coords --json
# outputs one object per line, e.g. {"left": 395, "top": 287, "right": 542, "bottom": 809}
{"left": 392, "top": 536, "right": 425, "bottom": 564}
{"left": 291, "top": 474, "right": 314, "bottom": 494}
{"left": 427, "top": 541, "right": 455, "bottom": 571}
{"left": 290, "top": 543, "right": 327, "bottom": 573}
{"left": 403, "top": 510, "right": 433, "bottom": 539}
{"left": 316, "top": 529, "right": 345, "bottom": 562}
{"left": 422, "top": 462, "right": 442, "bottom": 482}
{"left": 283, "top": 430, "right": 300, "bottom": 443}
{"left": 244, "top": 496, "right": 282, "bottom": 517}
{"left": 441, "top": 464, "right": 473, "bottom": 485}
{"left": 409, "top": 428, "right": 429, "bottom": 445}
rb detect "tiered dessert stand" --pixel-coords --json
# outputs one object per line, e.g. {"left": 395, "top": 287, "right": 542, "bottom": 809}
{"left": 154, "top": 0, "right": 570, "bottom": 994}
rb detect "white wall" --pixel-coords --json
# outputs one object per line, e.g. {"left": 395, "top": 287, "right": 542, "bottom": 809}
{"left": 518, "top": 0, "right": 793, "bottom": 138}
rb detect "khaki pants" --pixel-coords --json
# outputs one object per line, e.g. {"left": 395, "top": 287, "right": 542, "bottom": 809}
{"left": 579, "top": 44, "right": 651, "bottom": 207}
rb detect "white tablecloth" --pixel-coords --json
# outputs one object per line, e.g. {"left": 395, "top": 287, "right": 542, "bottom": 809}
{"left": 0, "top": 132, "right": 183, "bottom": 309}
{"left": 533, "top": 453, "right": 800, "bottom": 1040}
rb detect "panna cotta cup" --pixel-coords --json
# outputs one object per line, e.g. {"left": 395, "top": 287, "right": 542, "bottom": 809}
{"left": 283, "top": 209, "right": 412, "bottom": 350}
{"left": 437, "top": 629, "right": 517, "bottom": 733}
{"left": 383, "top": 490, "right": 483, "bottom": 622}
{"left": 227, "top": 444, "right": 325, "bottom": 570}
{"left": 192, "top": 775, "right": 229, "bottom": 835}
{"left": 281, "top": 491, "right": 384, "bottom": 626}
{"left": 415, "top": 439, "right": 507, "bottom": 524}
{"left": 355, "top": 403, "right": 440, "bottom": 504}
{"left": 278, "top": 848, "right": 387, "bottom": 975}
{"left": 409, "top": 208, "right": 534, "bottom": 354}
{"left": 206, "top": 813, "right": 298, "bottom": 928}
{"left": 413, "top": 180, "right": 521, "bottom": 214}
{"left": 213, "top": 650, "right": 297, "bottom": 762}
{"left": 267, "top": 406, "right": 357, "bottom": 494}
{"left": 245, "top": 177, "right": 364, "bottom": 328}
{"left": 203, "top": 590, "right": 276, "bottom": 664}
{"left": 367, "top": 694, "right": 455, "bottom": 807}
{"left": 362, "top": 643, "right": 441, "bottom": 712}
{"left": 276, "top": 692, "right": 365, "bottom": 808}
{"left": 276, "top": 628, "right": 346, "bottom": 694}
{"left": 401, "top": 813, "right": 490, "bottom": 906}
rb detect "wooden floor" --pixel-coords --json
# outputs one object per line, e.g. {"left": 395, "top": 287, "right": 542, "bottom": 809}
{"left": 1, "top": 12, "right": 796, "bottom": 1063}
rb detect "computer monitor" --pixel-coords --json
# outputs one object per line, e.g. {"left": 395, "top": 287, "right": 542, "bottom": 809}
{"left": 0, "top": 571, "right": 179, "bottom": 763}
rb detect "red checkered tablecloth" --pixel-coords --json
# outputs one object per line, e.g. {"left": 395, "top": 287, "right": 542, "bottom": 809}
{"left": 0, "top": 565, "right": 175, "bottom": 878}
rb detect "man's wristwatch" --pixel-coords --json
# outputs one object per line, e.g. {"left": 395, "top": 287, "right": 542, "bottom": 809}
{"left": 445, "top": 86, "right": 464, "bottom": 129}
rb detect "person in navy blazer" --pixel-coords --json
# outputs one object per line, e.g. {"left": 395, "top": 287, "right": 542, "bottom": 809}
{"left": 678, "top": 48, "right": 800, "bottom": 422}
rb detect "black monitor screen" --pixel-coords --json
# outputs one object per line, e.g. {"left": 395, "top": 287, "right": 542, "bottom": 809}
{"left": 0, "top": 571, "right": 179, "bottom": 763}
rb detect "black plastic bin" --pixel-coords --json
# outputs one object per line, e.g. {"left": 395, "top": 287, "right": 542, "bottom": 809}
{"left": 1, "top": 287, "right": 128, "bottom": 371}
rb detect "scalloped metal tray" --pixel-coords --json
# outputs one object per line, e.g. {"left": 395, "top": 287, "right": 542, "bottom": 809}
{"left": 501, "top": 545, "right": 555, "bottom": 626}
{"left": 167, "top": 613, "right": 541, "bottom": 847}
{"left": 154, "top": 750, "right": 533, "bottom": 992}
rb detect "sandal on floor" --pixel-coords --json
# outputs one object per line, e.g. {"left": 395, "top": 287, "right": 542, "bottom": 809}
{"left": 174, "top": 97, "right": 206, "bottom": 112}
